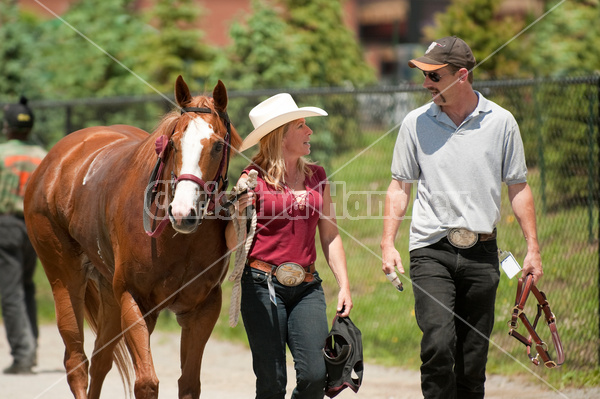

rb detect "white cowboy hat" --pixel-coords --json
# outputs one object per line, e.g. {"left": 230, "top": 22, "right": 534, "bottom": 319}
{"left": 239, "top": 93, "right": 327, "bottom": 152}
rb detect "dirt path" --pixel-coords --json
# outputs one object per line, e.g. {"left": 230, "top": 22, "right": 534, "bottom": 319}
{"left": 0, "top": 324, "right": 595, "bottom": 398}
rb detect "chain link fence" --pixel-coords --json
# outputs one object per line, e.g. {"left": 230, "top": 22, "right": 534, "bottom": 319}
{"left": 8, "top": 75, "right": 599, "bottom": 375}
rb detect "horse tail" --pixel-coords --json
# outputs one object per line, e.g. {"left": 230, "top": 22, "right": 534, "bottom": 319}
{"left": 84, "top": 279, "right": 134, "bottom": 397}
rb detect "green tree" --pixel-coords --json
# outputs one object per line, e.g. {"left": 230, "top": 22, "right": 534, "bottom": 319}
{"left": 282, "top": 0, "right": 375, "bottom": 87}
{"left": 212, "top": 0, "right": 375, "bottom": 89}
{"left": 210, "top": 0, "right": 309, "bottom": 90}
{"left": 140, "top": 0, "right": 215, "bottom": 93}
{"left": 0, "top": 2, "right": 42, "bottom": 98}
{"left": 529, "top": 0, "right": 600, "bottom": 76}
{"left": 424, "top": 0, "right": 600, "bottom": 79}
{"left": 32, "top": 0, "right": 151, "bottom": 99}
{"left": 424, "top": 0, "right": 534, "bottom": 79}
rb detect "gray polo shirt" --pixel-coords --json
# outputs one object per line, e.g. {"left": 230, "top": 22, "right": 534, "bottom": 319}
{"left": 391, "top": 91, "right": 527, "bottom": 251}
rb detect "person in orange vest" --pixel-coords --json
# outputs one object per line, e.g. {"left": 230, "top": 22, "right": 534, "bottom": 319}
{"left": 0, "top": 96, "right": 47, "bottom": 374}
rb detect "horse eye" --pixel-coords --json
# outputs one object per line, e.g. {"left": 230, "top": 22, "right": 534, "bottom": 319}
{"left": 214, "top": 141, "right": 224, "bottom": 153}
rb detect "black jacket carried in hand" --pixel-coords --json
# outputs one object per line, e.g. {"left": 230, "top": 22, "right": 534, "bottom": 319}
{"left": 323, "top": 315, "right": 364, "bottom": 397}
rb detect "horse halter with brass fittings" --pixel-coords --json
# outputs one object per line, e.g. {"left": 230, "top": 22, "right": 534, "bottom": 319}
{"left": 143, "top": 106, "right": 233, "bottom": 237}
{"left": 508, "top": 274, "right": 565, "bottom": 368}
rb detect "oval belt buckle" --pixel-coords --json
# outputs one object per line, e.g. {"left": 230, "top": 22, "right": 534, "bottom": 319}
{"left": 276, "top": 262, "right": 306, "bottom": 287}
{"left": 447, "top": 228, "right": 478, "bottom": 249}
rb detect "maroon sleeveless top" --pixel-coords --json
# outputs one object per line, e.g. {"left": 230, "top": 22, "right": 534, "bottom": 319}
{"left": 244, "top": 164, "right": 327, "bottom": 267}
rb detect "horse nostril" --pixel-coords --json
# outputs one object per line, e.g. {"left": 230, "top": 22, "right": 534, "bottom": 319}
{"left": 182, "top": 208, "right": 198, "bottom": 227}
{"left": 168, "top": 205, "right": 199, "bottom": 227}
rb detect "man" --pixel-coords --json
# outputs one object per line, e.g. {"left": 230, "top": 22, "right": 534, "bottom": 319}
{"left": 380, "top": 37, "right": 543, "bottom": 399}
{"left": 0, "top": 96, "right": 46, "bottom": 374}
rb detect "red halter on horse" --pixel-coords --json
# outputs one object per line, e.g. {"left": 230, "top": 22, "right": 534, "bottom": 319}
{"left": 24, "top": 76, "right": 242, "bottom": 399}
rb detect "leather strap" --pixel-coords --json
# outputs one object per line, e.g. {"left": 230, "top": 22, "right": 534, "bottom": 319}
{"left": 479, "top": 229, "right": 497, "bottom": 241}
{"left": 248, "top": 258, "right": 315, "bottom": 283}
{"left": 508, "top": 274, "right": 565, "bottom": 368}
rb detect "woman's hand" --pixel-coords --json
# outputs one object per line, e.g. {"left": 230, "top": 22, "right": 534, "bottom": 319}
{"left": 225, "top": 175, "right": 255, "bottom": 250}
{"left": 232, "top": 189, "right": 255, "bottom": 220}
{"left": 336, "top": 288, "right": 353, "bottom": 317}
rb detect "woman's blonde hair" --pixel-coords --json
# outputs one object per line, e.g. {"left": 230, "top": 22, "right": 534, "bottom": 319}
{"left": 251, "top": 120, "right": 314, "bottom": 190}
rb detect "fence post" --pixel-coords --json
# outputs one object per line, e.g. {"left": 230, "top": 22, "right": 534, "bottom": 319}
{"left": 533, "top": 82, "right": 547, "bottom": 214}
{"left": 597, "top": 77, "right": 600, "bottom": 367}
{"left": 65, "top": 105, "right": 72, "bottom": 136}
{"left": 588, "top": 84, "right": 596, "bottom": 244}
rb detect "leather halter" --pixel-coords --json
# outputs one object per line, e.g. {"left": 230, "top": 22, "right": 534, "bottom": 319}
{"left": 508, "top": 274, "right": 565, "bottom": 368}
{"left": 175, "top": 106, "right": 232, "bottom": 195}
{"left": 143, "top": 106, "right": 232, "bottom": 237}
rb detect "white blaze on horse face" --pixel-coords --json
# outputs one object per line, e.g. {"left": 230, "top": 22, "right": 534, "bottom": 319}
{"left": 170, "top": 117, "right": 214, "bottom": 224}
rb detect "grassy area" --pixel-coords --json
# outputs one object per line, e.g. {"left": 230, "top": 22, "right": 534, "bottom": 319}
{"left": 34, "top": 129, "right": 600, "bottom": 388}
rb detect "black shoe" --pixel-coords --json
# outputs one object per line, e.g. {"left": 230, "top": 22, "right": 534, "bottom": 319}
{"left": 3, "top": 363, "right": 34, "bottom": 375}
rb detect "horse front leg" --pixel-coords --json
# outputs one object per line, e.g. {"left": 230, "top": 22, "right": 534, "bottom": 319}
{"left": 119, "top": 290, "right": 159, "bottom": 399}
{"left": 176, "top": 287, "right": 222, "bottom": 399}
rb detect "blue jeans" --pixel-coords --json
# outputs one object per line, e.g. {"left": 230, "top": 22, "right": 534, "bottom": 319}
{"left": 409, "top": 238, "right": 500, "bottom": 399}
{"left": 241, "top": 267, "right": 328, "bottom": 399}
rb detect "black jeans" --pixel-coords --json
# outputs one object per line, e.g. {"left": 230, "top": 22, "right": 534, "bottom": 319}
{"left": 240, "top": 267, "right": 328, "bottom": 399}
{"left": 0, "top": 215, "right": 38, "bottom": 368}
{"left": 410, "top": 238, "right": 500, "bottom": 399}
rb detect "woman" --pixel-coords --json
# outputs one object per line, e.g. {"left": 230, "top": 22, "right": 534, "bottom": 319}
{"left": 226, "top": 93, "right": 353, "bottom": 399}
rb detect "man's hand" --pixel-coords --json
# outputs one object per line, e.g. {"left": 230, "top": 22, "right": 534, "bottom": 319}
{"left": 522, "top": 250, "right": 543, "bottom": 283}
{"left": 381, "top": 245, "right": 405, "bottom": 276}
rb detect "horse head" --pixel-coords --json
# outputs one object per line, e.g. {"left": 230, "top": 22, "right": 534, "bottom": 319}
{"left": 161, "top": 76, "right": 242, "bottom": 234}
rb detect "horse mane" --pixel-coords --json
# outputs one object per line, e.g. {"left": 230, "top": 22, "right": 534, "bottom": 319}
{"left": 153, "top": 110, "right": 180, "bottom": 139}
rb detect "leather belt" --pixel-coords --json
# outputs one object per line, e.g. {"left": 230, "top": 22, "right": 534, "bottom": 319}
{"left": 479, "top": 229, "right": 497, "bottom": 241}
{"left": 248, "top": 258, "right": 315, "bottom": 283}
{"left": 447, "top": 228, "right": 496, "bottom": 249}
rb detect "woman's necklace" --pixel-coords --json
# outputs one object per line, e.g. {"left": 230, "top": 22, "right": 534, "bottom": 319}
{"left": 285, "top": 172, "right": 308, "bottom": 210}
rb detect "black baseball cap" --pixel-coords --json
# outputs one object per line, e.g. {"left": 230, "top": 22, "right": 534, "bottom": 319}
{"left": 3, "top": 96, "right": 34, "bottom": 129}
{"left": 408, "top": 36, "right": 476, "bottom": 72}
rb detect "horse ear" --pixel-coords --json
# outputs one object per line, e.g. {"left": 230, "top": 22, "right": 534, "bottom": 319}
{"left": 213, "top": 80, "right": 228, "bottom": 112}
{"left": 175, "top": 75, "right": 193, "bottom": 107}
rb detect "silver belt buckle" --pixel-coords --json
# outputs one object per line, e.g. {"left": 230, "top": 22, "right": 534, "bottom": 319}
{"left": 447, "top": 228, "right": 478, "bottom": 249}
{"left": 276, "top": 262, "right": 306, "bottom": 287}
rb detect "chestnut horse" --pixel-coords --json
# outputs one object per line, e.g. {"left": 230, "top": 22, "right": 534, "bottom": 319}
{"left": 24, "top": 76, "right": 242, "bottom": 399}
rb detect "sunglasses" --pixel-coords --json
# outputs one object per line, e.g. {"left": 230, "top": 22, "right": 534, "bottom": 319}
{"left": 423, "top": 70, "right": 451, "bottom": 83}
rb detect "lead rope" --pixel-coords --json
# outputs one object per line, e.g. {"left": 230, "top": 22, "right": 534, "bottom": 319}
{"left": 228, "top": 170, "right": 258, "bottom": 327}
